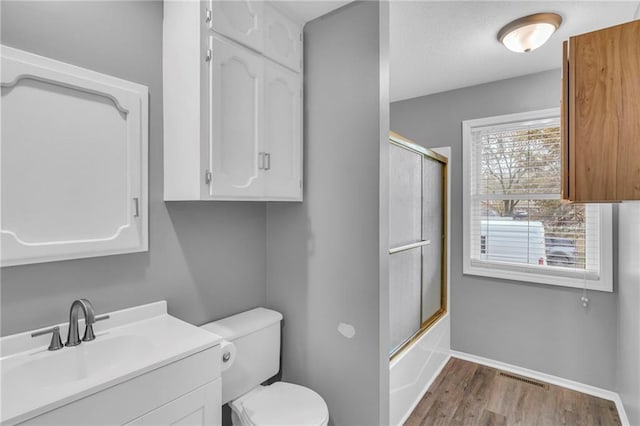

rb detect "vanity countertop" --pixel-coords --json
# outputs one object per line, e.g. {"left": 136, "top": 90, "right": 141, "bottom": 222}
{"left": 0, "top": 301, "right": 222, "bottom": 425}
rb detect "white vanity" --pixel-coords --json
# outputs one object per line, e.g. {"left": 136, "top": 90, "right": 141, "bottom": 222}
{"left": 0, "top": 302, "right": 222, "bottom": 426}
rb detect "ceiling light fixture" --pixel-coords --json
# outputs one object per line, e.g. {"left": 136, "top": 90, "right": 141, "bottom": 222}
{"left": 498, "top": 13, "right": 563, "bottom": 53}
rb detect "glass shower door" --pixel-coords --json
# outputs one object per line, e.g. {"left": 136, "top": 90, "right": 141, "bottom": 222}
{"left": 389, "top": 143, "right": 423, "bottom": 352}
{"left": 389, "top": 134, "right": 447, "bottom": 357}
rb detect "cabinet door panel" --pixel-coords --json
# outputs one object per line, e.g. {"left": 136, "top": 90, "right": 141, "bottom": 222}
{"left": 139, "top": 380, "right": 221, "bottom": 426}
{"left": 209, "top": 36, "right": 264, "bottom": 198}
{"left": 263, "top": 61, "right": 301, "bottom": 200}
{"left": 210, "top": 0, "right": 263, "bottom": 52}
{"left": 264, "top": 5, "right": 301, "bottom": 72}
{"left": 571, "top": 26, "right": 621, "bottom": 201}
{"left": 0, "top": 45, "right": 148, "bottom": 266}
{"left": 563, "top": 20, "right": 640, "bottom": 202}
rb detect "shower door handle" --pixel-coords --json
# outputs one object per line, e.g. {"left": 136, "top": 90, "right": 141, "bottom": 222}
{"left": 389, "top": 240, "right": 431, "bottom": 254}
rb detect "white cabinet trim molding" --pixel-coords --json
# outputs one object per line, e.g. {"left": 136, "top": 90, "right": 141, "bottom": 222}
{"left": 1, "top": 45, "right": 149, "bottom": 266}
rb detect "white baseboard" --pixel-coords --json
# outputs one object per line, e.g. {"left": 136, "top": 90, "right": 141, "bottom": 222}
{"left": 396, "top": 353, "right": 451, "bottom": 426}
{"left": 451, "top": 350, "right": 630, "bottom": 426}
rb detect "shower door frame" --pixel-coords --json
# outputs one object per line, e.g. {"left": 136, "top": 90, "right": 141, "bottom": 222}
{"left": 389, "top": 131, "right": 448, "bottom": 360}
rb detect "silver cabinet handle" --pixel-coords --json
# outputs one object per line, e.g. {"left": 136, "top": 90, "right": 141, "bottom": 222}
{"left": 31, "top": 326, "right": 64, "bottom": 351}
{"left": 265, "top": 153, "right": 271, "bottom": 171}
{"left": 133, "top": 198, "right": 140, "bottom": 217}
{"left": 258, "top": 152, "right": 265, "bottom": 170}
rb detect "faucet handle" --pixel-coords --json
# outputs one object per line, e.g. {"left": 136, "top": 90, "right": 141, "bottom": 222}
{"left": 82, "top": 314, "right": 110, "bottom": 342}
{"left": 31, "top": 326, "right": 64, "bottom": 351}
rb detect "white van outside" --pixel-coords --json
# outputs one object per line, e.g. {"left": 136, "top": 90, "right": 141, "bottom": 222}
{"left": 480, "top": 219, "right": 547, "bottom": 266}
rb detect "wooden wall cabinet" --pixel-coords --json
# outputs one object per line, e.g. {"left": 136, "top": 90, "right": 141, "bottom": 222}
{"left": 562, "top": 20, "right": 640, "bottom": 202}
{"left": 163, "top": 1, "right": 302, "bottom": 201}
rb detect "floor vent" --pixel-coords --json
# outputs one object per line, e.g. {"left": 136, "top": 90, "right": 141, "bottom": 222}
{"left": 498, "top": 371, "right": 549, "bottom": 390}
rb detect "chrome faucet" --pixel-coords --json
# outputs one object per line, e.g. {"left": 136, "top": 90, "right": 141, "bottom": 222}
{"left": 66, "top": 298, "right": 96, "bottom": 347}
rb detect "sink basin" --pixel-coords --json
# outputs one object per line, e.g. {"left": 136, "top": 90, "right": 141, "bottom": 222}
{"left": 3, "top": 334, "right": 153, "bottom": 390}
{"left": 0, "top": 301, "right": 221, "bottom": 425}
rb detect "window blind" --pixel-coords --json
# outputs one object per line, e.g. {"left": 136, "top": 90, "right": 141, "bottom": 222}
{"left": 468, "top": 116, "right": 601, "bottom": 277}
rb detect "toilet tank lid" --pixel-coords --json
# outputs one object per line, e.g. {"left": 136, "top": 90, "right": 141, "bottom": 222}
{"left": 200, "top": 308, "right": 283, "bottom": 340}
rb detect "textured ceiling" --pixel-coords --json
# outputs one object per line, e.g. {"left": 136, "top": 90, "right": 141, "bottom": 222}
{"left": 390, "top": 1, "right": 639, "bottom": 102}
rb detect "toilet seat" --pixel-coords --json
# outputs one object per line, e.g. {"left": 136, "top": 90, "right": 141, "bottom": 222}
{"left": 230, "top": 382, "right": 329, "bottom": 426}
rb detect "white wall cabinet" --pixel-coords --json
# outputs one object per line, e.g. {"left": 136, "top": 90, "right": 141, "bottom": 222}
{"left": 210, "top": 0, "right": 264, "bottom": 53}
{"left": 264, "top": 5, "right": 302, "bottom": 72}
{"left": 164, "top": 1, "right": 302, "bottom": 202}
{"left": 209, "top": 0, "right": 301, "bottom": 72}
{"left": 264, "top": 61, "right": 301, "bottom": 199}
{"left": 208, "top": 35, "right": 264, "bottom": 199}
{"left": 0, "top": 45, "right": 148, "bottom": 267}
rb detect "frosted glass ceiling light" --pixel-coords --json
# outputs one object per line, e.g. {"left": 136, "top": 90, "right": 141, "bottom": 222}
{"left": 498, "top": 13, "right": 562, "bottom": 53}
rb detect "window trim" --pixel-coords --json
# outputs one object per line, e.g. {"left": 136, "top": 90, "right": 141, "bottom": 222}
{"left": 462, "top": 109, "right": 613, "bottom": 292}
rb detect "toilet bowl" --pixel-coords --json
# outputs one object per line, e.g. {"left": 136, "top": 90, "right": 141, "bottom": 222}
{"left": 201, "top": 308, "right": 329, "bottom": 426}
{"left": 230, "top": 382, "right": 328, "bottom": 426}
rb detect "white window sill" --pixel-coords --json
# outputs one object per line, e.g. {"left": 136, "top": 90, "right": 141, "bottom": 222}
{"left": 463, "top": 261, "right": 613, "bottom": 292}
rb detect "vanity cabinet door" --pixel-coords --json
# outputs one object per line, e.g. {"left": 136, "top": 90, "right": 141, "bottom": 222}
{"left": 263, "top": 61, "right": 301, "bottom": 200}
{"left": 208, "top": 35, "right": 264, "bottom": 199}
{"left": 127, "top": 380, "right": 221, "bottom": 426}
{"left": 209, "top": 0, "right": 263, "bottom": 52}
{"left": 263, "top": 4, "right": 301, "bottom": 72}
{"left": 0, "top": 45, "right": 148, "bottom": 266}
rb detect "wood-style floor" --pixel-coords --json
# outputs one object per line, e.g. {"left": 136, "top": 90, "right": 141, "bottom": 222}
{"left": 405, "top": 358, "right": 621, "bottom": 426}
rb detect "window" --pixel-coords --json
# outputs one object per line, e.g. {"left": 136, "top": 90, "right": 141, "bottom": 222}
{"left": 462, "top": 109, "right": 612, "bottom": 291}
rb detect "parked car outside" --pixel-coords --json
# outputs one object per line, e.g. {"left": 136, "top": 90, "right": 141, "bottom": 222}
{"left": 545, "top": 237, "right": 577, "bottom": 266}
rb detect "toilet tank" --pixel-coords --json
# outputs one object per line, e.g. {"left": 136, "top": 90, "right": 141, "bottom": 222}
{"left": 201, "top": 308, "right": 283, "bottom": 404}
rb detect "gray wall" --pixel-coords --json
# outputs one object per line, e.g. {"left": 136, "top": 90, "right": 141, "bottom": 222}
{"left": 1, "top": 1, "right": 267, "bottom": 335}
{"left": 617, "top": 202, "right": 640, "bottom": 424}
{"left": 265, "top": 2, "right": 389, "bottom": 425}
{"left": 391, "top": 70, "right": 618, "bottom": 390}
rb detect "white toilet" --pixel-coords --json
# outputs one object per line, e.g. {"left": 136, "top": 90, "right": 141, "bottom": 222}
{"left": 201, "top": 308, "right": 329, "bottom": 426}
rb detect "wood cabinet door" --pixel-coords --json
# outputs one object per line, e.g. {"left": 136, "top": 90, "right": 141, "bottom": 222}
{"left": 208, "top": 35, "right": 264, "bottom": 199}
{"left": 210, "top": 0, "right": 263, "bottom": 52}
{"left": 264, "top": 4, "right": 302, "bottom": 72}
{"left": 567, "top": 20, "right": 640, "bottom": 202}
{"left": 0, "top": 45, "right": 148, "bottom": 266}
{"left": 263, "top": 61, "right": 301, "bottom": 200}
{"left": 570, "top": 24, "right": 621, "bottom": 202}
